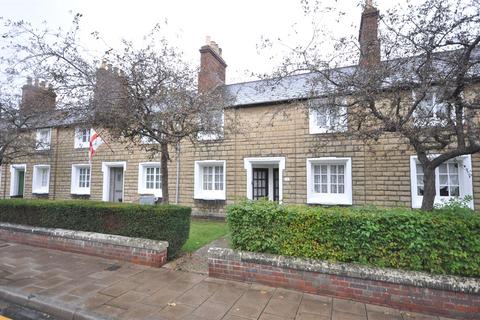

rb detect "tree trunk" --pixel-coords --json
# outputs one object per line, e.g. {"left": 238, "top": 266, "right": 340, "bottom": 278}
{"left": 160, "top": 142, "right": 169, "bottom": 204}
{"left": 421, "top": 166, "right": 436, "bottom": 211}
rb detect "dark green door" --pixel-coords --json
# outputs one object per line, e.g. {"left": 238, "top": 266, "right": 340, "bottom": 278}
{"left": 17, "top": 170, "right": 25, "bottom": 197}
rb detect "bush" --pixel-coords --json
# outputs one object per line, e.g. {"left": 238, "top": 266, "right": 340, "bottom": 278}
{"left": 0, "top": 199, "right": 191, "bottom": 258}
{"left": 227, "top": 200, "right": 480, "bottom": 277}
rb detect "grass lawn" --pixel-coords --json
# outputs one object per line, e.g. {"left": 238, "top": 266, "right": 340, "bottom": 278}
{"left": 181, "top": 219, "right": 229, "bottom": 253}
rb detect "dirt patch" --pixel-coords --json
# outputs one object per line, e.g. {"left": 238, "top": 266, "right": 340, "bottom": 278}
{"left": 164, "top": 237, "right": 230, "bottom": 274}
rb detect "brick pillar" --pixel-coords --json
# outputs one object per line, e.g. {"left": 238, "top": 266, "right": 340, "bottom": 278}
{"left": 21, "top": 77, "right": 56, "bottom": 114}
{"left": 198, "top": 37, "right": 227, "bottom": 93}
{"left": 358, "top": 1, "right": 381, "bottom": 66}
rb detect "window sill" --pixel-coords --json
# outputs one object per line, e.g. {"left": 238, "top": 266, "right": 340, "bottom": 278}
{"left": 194, "top": 192, "right": 226, "bottom": 201}
{"left": 138, "top": 190, "right": 163, "bottom": 198}
{"left": 33, "top": 191, "right": 49, "bottom": 195}
{"left": 74, "top": 141, "right": 90, "bottom": 149}
{"left": 197, "top": 133, "right": 224, "bottom": 142}
{"left": 307, "top": 195, "right": 352, "bottom": 205}
{"left": 309, "top": 129, "right": 348, "bottom": 135}
{"left": 412, "top": 196, "right": 474, "bottom": 209}
{"left": 197, "top": 138, "right": 224, "bottom": 144}
{"left": 71, "top": 190, "right": 91, "bottom": 196}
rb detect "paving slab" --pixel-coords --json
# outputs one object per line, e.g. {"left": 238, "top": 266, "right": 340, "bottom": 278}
{"left": 157, "top": 303, "right": 195, "bottom": 320}
{"left": 333, "top": 298, "right": 367, "bottom": 316}
{"left": 298, "top": 295, "right": 331, "bottom": 316}
{"left": 0, "top": 241, "right": 447, "bottom": 320}
{"left": 264, "top": 297, "right": 301, "bottom": 319}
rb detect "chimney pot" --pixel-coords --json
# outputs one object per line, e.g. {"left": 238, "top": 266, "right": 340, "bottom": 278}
{"left": 27, "top": 77, "right": 32, "bottom": 85}
{"left": 34, "top": 78, "right": 39, "bottom": 86}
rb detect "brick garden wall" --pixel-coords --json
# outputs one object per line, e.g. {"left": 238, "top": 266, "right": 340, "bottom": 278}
{"left": 208, "top": 247, "right": 480, "bottom": 319}
{"left": 0, "top": 223, "right": 168, "bottom": 267}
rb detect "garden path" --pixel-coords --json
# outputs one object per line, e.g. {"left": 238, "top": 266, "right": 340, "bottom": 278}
{"left": 164, "top": 236, "right": 230, "bottom": 274}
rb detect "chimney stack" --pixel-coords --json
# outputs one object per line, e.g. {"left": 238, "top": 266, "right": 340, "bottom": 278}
{"left": 198, "top": 37, "right": 227, "bottom": 93}
{"left": 21, "top": 77, "right": 56, "bottom": 114}
{"left": 358, "top": 0, "right": 381, "bottom": 66}
{"left": 93, "top": 61, "right": 128, "bottom": 114}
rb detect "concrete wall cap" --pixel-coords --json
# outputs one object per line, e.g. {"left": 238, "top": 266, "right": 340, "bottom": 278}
{"left": 0, "top": 223, "right": 168, "bottom": 252}
{"left": 208, "top": 247, "right": 480, "bottom": 294}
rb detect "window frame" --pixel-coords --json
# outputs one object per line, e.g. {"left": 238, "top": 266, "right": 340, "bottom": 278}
{"left": 74, "top": 128, "right": 92, "bottom": 149}
{"left": 194, "top": 160, "right": 226, "bottom": 200}
{"left": 411, "top": 88, "right": 461, "bottom": 127}
{"left": 140, "top": 135, "right": 158, "bottom": 144}
{"left": 71, "top": 164, "right": 91, "bottom": 195}
{"left": 138, "top": 162, "right": 162, "bottom": 198}
{"left": 32, "top": 164, "right": 50, "bottom": 194}
{"left": 309, "top": 99, "right": 348, "bottom": 134}
{"left": 9, "top": 164, "right": 26, "bottom": 197}
{"left": 306, "top": 157, "right": 352, "bottom": 205}
{"left": 198, "top": 110, "right": 225, "bottom": 141}
{"left": 409, "top": 155, "right": 473, "bottom": 209}
{"left": 35, "top": 128, "right": 51, "bottom": 151}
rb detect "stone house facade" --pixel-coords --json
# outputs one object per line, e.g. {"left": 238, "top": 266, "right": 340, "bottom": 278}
{"left": 1, "top": 4, "right": 479, "bottom": 215}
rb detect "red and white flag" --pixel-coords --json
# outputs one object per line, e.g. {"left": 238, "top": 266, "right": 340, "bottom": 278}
{"left": 89, "top": 129, "right": 104, "bottom": 162}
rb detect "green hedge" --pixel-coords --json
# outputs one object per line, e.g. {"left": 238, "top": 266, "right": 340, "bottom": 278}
{"left": 0, "top": 199, "right": 191, "bottom": 258}
{"left": 227, "top": 200, "right": 480, "bottom": 277}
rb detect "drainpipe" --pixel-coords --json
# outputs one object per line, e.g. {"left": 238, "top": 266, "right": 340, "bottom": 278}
{"left": 52, "top": 127, "right": 60, "bottom": 199}
{"left": 175, "top": 142, "right": 180, "bottom": 204}
{"left": 2, "top": 164, "right": 6, "bottom": 199}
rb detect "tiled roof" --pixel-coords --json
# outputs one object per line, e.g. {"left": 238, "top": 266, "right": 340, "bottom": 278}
{"left": 30, "top": 109, "right": 86, "bottom": 129}
{"left": 224, "top": 71, "right": 339, "bottom": 107}
{"left": 225, "top": 48, "right": 480, "bottom": 107}
{"left": 20, "top": 48, "right": 479, "bottom": 127}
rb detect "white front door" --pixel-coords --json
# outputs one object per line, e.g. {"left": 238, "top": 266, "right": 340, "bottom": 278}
{"left": 109, "top": 167, "right": 124, "bottom": 202}
{"left": 102, "top": 162, "right": 127, "bottom": 202}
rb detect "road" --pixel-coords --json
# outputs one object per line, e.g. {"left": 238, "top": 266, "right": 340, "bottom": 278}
{"left": 0, "top": 299, "right": 57, "bottom": 320}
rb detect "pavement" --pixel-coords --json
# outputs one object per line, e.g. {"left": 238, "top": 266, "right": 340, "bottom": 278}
{"left": 0, "top": 240, "right": 454, "bottom": 320}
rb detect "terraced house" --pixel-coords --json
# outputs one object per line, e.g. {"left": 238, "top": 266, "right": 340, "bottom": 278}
{"left": 1, "top": 3, "right": 479, "bottom": 216}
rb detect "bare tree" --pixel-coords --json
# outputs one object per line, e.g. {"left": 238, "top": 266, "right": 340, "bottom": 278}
{"left": 267, "top": 0, "right": 480, "bottom": 210}
{"left": 0, "top": 14, "right": 100, "bottom": 175}
{"left": 93, "top": 28, "right": 230, "bottom": 203}
{"left": 0, "top": 92, "right": 33, "bottom": 166}
{"left": 0, "top": 78, "right": 60, "bottom": 167}
{"left": 1, "top": 17, "right": 229, "bottom": 204}
{"left": 0, "top": 14, "right": 99, "bottom": 113}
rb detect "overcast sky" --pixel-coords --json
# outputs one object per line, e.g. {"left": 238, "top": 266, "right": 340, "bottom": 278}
{"left": 1, "top": 0, "right": 406, "bottom": 84}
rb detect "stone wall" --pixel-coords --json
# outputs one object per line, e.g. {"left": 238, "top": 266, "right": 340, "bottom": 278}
{"left": 208, "top": 247, "right": 480, "bottom": 319}
{"left": 1, "top": 102, "right": 479, "bottom": 214}
{"left": 0, "top": 223, "right": 168, "bottom": 267}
